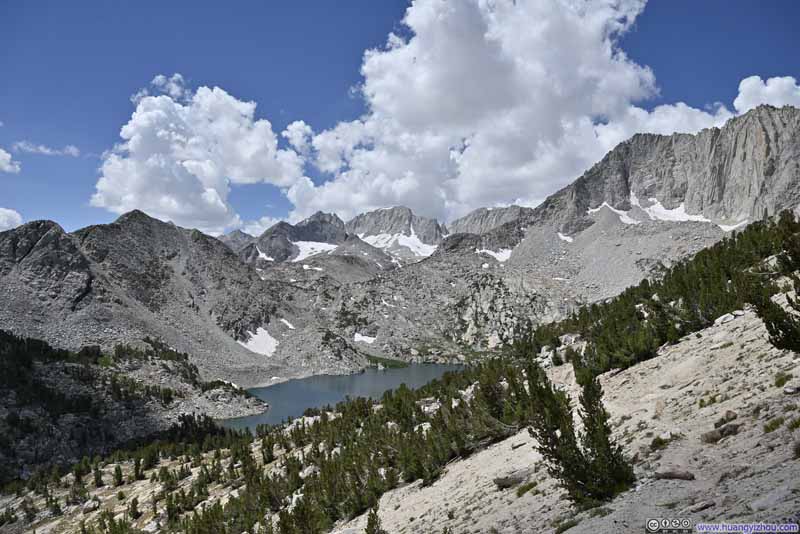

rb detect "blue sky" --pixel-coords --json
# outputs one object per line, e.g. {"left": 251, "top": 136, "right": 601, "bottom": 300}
{"left": 1, "top": 0, "right": 798, "bottom": 233}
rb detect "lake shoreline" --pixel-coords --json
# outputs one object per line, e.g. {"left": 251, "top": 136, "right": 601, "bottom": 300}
{"left": 220, "top": 363, "right": 464, "bottom": 432}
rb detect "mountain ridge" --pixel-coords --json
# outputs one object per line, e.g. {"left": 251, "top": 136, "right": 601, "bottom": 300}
{"left": 2, "top": 104, "right": 798, "bottom": 387}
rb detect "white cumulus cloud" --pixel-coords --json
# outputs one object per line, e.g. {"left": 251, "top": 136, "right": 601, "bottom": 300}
{"left": 242, "top": 215, "right": 283, "bottom": 236}
{"left": 0, "top": 208, "right": 23, "bottom": 231}
{"left": 13, "top": 141, "right": 80, "bottom": 157}
{"left": 733, "top": 75, "right": 800, "bottom": 113}
{"left": 0, "top": 148, "right": 21, "bottom": 173}
{"left": 286, "top": 0, "right": 740, "bottom": 221}
{"left": 91, "top": 74, "right": 306, "bottom": 234}
{"left": 93, "top": 1, "right": 800, "bottom": 229}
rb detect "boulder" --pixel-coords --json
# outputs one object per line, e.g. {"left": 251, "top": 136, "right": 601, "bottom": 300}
{"left": 493, "top": 469, "right": 532, "bottom": 490}
{"left": 82, "top": 498, "right": 100, "bottom": 514}
{"left": 655, "top": 469, "right": 695, "bottom": 481}
{"left": 714, "top": 313, "right": 735, "bottom": 325}
{"left": 701, "top": 429, "right": 722, "bottom": 444}
{"left": 714, "top": 410, "right": 738, "bottom": 428}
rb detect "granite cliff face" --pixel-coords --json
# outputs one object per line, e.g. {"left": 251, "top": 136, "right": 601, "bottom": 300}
{"left": 527, "top": 105, "right": 800, "bottom": 235}
{"left": 449, "top": 205, "right": 535, "bottom": 236}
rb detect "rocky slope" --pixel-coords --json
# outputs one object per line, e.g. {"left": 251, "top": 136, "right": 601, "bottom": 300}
{"left": 331, "top": 308, "right": 800, "bottom": 533}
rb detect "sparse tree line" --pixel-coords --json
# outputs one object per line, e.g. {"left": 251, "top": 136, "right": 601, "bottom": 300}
{"left": 3, "top": 211, "right": 800, "bottom": 533}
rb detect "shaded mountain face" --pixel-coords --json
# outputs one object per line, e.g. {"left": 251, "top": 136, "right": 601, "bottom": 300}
{"left": 345, "top": 206, "right": 447, "bottom": 261}
{"left": 0, "top": 211, "right": 308, "bottom": 385}
{"left": 244, "top": 212, "right": 347, "bottom": 264}
{"left": 218, "top": 229, "right": 255, "bottom": 252}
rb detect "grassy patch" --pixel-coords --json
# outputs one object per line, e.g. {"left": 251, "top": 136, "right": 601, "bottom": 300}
{"left": 554, "top": 519, "right": 580, "bottom": 534}
{"left": 589, "top": 507, "right": 613, "bottom": 518}
{"left": 698, "top": 393, "right": 721, "bottom": 408}
{"left": 516, "top": 480, "right": 538, "bottom": 498}
{"left": 650, "top": 436, "right": 669, "bottom": 451}
{"left": 787, "top": 417, "right": 800, "bottom": 431}
{"left": 764, "top": 416, "right": 785, "bottom": 433}
{"left": 775, "top": 371, "right": 793, "bottom": 388}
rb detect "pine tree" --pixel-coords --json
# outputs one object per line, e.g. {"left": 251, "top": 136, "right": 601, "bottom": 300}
{"left": 525, "top": 358, "right": 589, "bottom": 503}
{"left": 578, "top": 373, "right": 635, "bottom": 501}
{"left": 128, "top": 496, "right": 141, "bottom": 520}
{"left": 93, "top": 464, "right": 104, "bottom": 488}
{"left": 365, "top": 504, "right": 387, "bottom": 534}
{"left": 113, "top": 464, "right": 123, "bottom": 487}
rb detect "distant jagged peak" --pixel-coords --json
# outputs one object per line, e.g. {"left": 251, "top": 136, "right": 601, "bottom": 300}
{"left": 113, "top": 209, "right": 168, "bottom": 227}
{"left": 219, "top": 229, "right": 256, "bottom": 253}
{"left": 5, "top": 218, "right": 65, "bottom": 235}
{"left": 346, "top": 205, "right": 446, "bottom": 243}
{"left": 297, "top": 211, "right": 345, "bottom": 228}
{"left": 226, "top": 229, "right": 255, "bottom": 239}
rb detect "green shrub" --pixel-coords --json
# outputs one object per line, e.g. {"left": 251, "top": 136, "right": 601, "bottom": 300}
{"left": 787, "top": 417, "right": 800, "bottom": 431}
{"left": 775, "top": 371, "right": 793, "bottom": 388}
{"left": 554, "top": 518, "right": 580, "bottom": 533}
{"left": 764, "top": 417, "right": 785, "bottom": 433}
{"left": 516, "top": 480, "right": 538, "bottom": 497}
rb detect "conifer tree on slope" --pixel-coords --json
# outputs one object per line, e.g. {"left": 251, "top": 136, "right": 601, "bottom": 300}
{"left": 576, "top": 362, "right": 635, "bottom": 501}
{"left": 526, "top": 352, "right": 634, "bottom": 505}
{"left": 365, "top": 504, "right": 387, "bottom": 534}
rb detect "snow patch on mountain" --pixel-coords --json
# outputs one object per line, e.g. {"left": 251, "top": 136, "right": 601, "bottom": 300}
{"left": 630, "top": 192, "right": 710, "bottom": 223}
{"left": 359, "top": 224, "right": 437, "bottom": 257}
{"left": 475, "top": 248, "right": 512, "bottom": 262}
{"left": 237, "top": 327, "right": 278, "bottom": 357}
{"left": 256, "top": 246, "right": 274, "bottom": 261}
{"left": 280, "top": 318, "right": 296, "bottom": 330}
{"left": 586, "top": 202, "right": 640, "bottom": 225}
{"left": 557, "top": 232, "right": 573, "bottom": 243}
{"left": 354, "top": 333, "right": 376, "bottom": 344}
{"left": 291, "top": 241, "right": 338, "bottom": 262}
{"left": 631, "top": 192, "right": 749, "bottom": 232}
{"left": 719, "top": 220, "right": 749, "bottom": 232}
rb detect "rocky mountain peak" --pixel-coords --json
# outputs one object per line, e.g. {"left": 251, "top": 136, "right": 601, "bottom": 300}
{"left": 294, "top": 211, "right": 347, "bottom": 243}
{"left": 218, "top": 229, "right": 255, "bottom": 252}
{"left": 520, "top": 104, "right": 800, "bottom": 236}
{"left": 343, "top": 206, "right": 448, "bottom": 260}
{"left": 345, "top": 206, "right": 442, "bottom": 239}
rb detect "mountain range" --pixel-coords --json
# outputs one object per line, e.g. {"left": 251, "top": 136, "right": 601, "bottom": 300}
{"left": 1, "top": 105, "right": 799, "bottom": 387}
